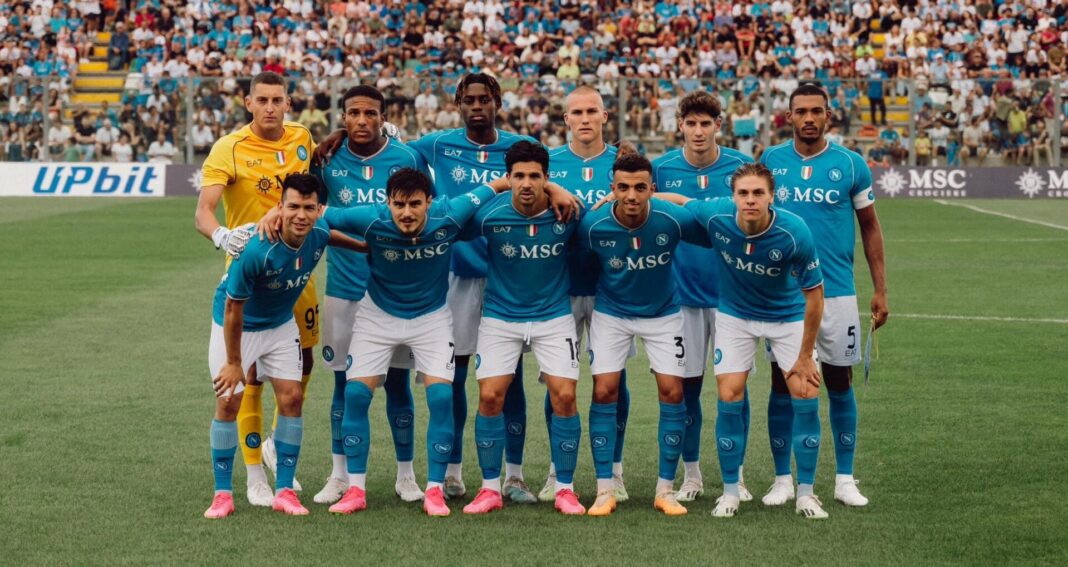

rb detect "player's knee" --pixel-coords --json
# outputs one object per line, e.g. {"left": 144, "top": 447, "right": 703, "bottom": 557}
{"left": 478, "top": 388, "right": 505, "bottom": 416}
{"left": 215, "top": 398, "right": 241, "bottom": 421}
{"left": 275, "top": 386, "right": 304, "bottom": 416}
{"left": 592, "top": 381, "right": 619, "bottom": 404}
{"left": 770, "top": 363, "right": 790, "bottom": 395}
{"left": 657, "top": 382, "right": 684, "bottom": 404}
{"left": 716, "top": 382, "right": 746, "bottom": 403}
{"left": 822, "top": 364, "right": 852, "bottom": 392}
{"left": 550, "top": 388, "right": 577, "bottom": 416}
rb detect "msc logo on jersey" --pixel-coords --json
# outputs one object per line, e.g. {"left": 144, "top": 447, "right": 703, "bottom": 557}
{"left": 769, "top": 248, "right": 783, "bottom": 261}
{"left": 625, "top": 253, "right": 672, "bottom": 271}
{"left": 655, "top": 233, "right": 669, "bottom": 246}
{"left": 297, "top": 145, "right": 308, "bottom": 161}
{"left": 607, "top": 256, "right": 625, "bottom": 270}
{"left": 383, "top": 249, "right": 401, "bottom": 262}
{"left": 828, "top": 167, "right": 843, "bottom": 182}
{"left": 776, "top": 185, "right": 841, "bottom": 204}
{"left": 257, "top": 175, "right": 273, "bottom": 194}
{"left": 267, "top": 280, "right": 282, "bottom": 290}
{"left": 338, "top": 188, "right": 353, "bottom": 204}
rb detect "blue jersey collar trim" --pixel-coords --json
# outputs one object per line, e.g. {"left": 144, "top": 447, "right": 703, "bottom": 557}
{"left": 567, "top": 141, "right": 609, "bottom": 162}
{"left": 344, "top": 137, "right": 391, "bottom": 161}
{"left": 681, "top": 144, "right": 721, "bottom": 170}
{"left": 610, "top": 201, "right": 652, "bottom": 232}
{"left": 736, "top": 208, "right": 777, "bottom": 239}
{"left": 790, "top": 139, "right": 830, "bottom": 161}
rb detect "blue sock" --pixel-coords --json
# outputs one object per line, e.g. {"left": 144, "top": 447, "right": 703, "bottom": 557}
{"left": 741, "top": 385, "right": 751, "bottom": 458}
{"left": 543, "top": 389, "right": 553, "bottom": 442}
{"left": 767, "top": 391, "right": 794, "bottom": 476}
{"left": 342, "top": 381, "right": 373, "bottom": 475}
{"left": 274, "top": 415, "right": 304, "bottom": 491}
{"left": 210, "top": 419, "right": 238, "bottom": 492}
{"left": 681, "top": 378, "right": 703, "bottom": 463}
{"left": 449, "top": 364, "right": 468, "bottom": 465}
{"left": 657, "top": 401, "right": 687, "bottom": 481}
{"left": 474, "top": 413, "right": 505, "bottom": 481}
{"left": 791, "top": 397, "right": 821, "bottom": 486}
{"left": 589, "top": 402, "right": 618, "bottom": 479}
{"left": 330, "top": 371, "right": 346, "bottom": 455}
{"left": 828, "top": 387, "right": 858, "bottom": 475}
{"left": 550, "top": 414, "right": 581, "bottom": 484}
{"left": 614, "top": 369, "right": 630, "bottom": 464}
{"left": 425, "top": 383, "right": 454, "bottom": 483}
{"left": 503, "top": 360, "right": 527, "bottom": 466}
{"left": 715, "top": 400, "right": 745, "bottom": 484}
{"left": 383, "top": 368, "right": 415, "bottom": 462}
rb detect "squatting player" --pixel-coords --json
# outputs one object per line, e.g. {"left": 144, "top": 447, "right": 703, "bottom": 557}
{"left": 651, "top": 90, "right": 755, "bottom": 503}
{"left": 312, "top": 85, "right": 429, "bottom": 505}
{"left": 204, "top": 174, "right": 332, "bottom": 519}
{"left": 655, "top": 163, "right": 829, "bottom": 520}
{"left": 196, "top": 71, "right": 317, "bottom": 505}
{"left": 759, "top": 83, "right": 888, "bottom": 508}
{"left": 460, "top": 141, "right": 586, "bottom": 516}
{"left": 542, "top": 85, "right": 632, "bottom": 503}
{"left": 579, "top": 153, "right": 709, "bottom": 517}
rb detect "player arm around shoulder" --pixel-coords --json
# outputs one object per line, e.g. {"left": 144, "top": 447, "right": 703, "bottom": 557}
{"left": 486, "top": 176, "right": 582, "bottom": 222}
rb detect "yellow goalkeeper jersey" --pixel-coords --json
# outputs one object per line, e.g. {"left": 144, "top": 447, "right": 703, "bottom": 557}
{"left": 201, "top": 121, "right": 317, "bottom": 230}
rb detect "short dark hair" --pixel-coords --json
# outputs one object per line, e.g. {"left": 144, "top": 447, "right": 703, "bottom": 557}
{"left": 679, "top": 90, "right": 722, "bottom": 120}
{"left": 612, "top": 152, "right": 653, "bottom": 176}
{"left": 505, "top": 140, "right": 549, "bottom": 175}
{"left": 455, "top": 72, "right": 502, "bottom": 107}
{"left": 387, "top": 167, "right": 433, "bottom": 200}
{"left": 729, "top": 163, "right": 775, "bottom": 193}
{"left": 341, "top": 85, "right": 385, "bottom": 111}
{"left": 250, "top": 71, "right": 286, "bottom": 94}
{"left": 789, "top": 83, "right": 830, "bottom": 109}
{"left": 282, "top": 173, "right": 325, "bottom": 204}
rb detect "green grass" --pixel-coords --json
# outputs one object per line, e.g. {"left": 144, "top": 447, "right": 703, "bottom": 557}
{"left": 1, "top": 198, "right": 1066, "bottom": 565}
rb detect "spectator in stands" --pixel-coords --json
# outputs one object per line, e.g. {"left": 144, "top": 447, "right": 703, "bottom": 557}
{"left": 147, "top": 129, "right": 176, "bottom": 163}
{"left": 47, "top": 111, "right": 72, "bottom": 159}
{"left": 962, "top": 116, "right": 989, "bottom": 166}
{"left": 95, "top": 118, "right": 121, "bottom": 162}
{"left": 108, "top": 22, "right": 130, "bottom": 71}
{"left": 111, "top": 131, "right": 134, "bottom": 163}
{"left": 73, "top": 112, "right": 96, "bottom": 161}
{"left": 191, "top": 118, "right": 214, "bottom": 155}
{"left": 867, "top": 65, "right": 887, "bottom": 126}
{"left": 915, "top": 128, "right": 932, "bottom": 166}
{"left": 867, "top": 138, "right": 892, "bottom": 167}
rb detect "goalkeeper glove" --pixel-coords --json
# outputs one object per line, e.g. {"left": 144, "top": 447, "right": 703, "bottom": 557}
{"left": 212, "top": 224, "right": 254, "bottom": 258}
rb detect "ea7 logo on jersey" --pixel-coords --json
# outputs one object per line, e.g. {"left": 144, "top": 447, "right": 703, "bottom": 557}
{"left": 715, "top": 232, "right": 731, "bottom": 245}
{"left": 665, "top": 179, "right": 683, "bottom": 189}
{"left": 549, "top": 171, "right": 568, "bottom": 179}
{"left": 444, "top": 149, "right": 463, "bottom": 157}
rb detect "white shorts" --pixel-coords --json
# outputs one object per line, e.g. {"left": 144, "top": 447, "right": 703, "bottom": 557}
{"left": 348, "top": 297, "right": 455, "bottom": 381}
{"left": 208, "top": 318, "right": 303, "bottom": 395}
{"left": 476, "top": 315, "right": 580, "bottom": 380}
{"left": 447, "top": 274, "right": 486, "bottom": 356}
{"left": 765, "top": 295, "right": 862, "bottom": 367}
{"left": 322, "top": 295, "right": 414, "bottom": 372}
{"left": 589, "top": 310, "right": 687, "bottom": 376}
{"left": 680, "top": 306, "right": 717, "bottom": 378}
{"left": 715, "top": 312, "right": 810, "bottom": 375}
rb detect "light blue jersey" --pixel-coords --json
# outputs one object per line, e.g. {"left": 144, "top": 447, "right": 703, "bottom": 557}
{"left": 686, "top": 198, "right": 823, "bottom": 323}
{"left": 462, "top": 192, "right": 579, "bottom": 322}
{"left": 653, "top": 146, "right": 753, "bottom": 308}
{"left": 580, "top": 199, "right": 709, "bottom": 319}
{"left": 322, "top": 185, "right": 497, "bottom": 319}
{"left": 212, "top": 218, "right": 331, "bottom": 330}
{"left": 548, "top": 143, "right": 618, "bottom": 297}
{"left": 316, "top": 139, "right": 429, "bottom": 302}
{"left": 409, "top": 128, "right": 538, "bottom": 278}
{"left": 759, "top": 140, "right": 874, "bottom": 298}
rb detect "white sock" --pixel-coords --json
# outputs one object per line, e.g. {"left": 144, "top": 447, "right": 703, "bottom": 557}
{"left": 723, "top": 483, "right": 740, "bottom": 498}
{"left": 348, "top": 473, "right": 366, "bottom": 490}
{"left": 738, "top": 465, "right": 746, "bottom": 484}
{"left": 426, "top": 481, "right": 443, "bottom": 490}
{"left": 505, "top": 462, "right": 523, "bottom": 480}
{"left": 555, "top": 481, "right": 574, "bottom": 494}
{"left": 548, "top": 462, "right": 556, "bottom": 476}
{"left": 798, "top": 483, "right": 814, "bottom": 498}
{"left": 482, "top": 477, "right": 501, "bottom": 492}
{"left": 215, "top": 489, "right": 233, "bottom": 495}
{"left": 775, "top": 474, "right": 792, "bottom": 485}
{"left": 655, "top": 477, "right": 674, "bottom": 495}
{"left": 397, "top": 460, "right": 415, "bottom": 479}
{"left": 331, "top": 454, "right": 348, "bottom": 480}
{"left": 597, "top": 478, "right": 614, "bottom": 493}
{"left": 446, "top": 462, "right": 462, "bottom": 479}
{"left": 835, "top": 474, "right": 855, "bottom": 484}
{"left": 612, "top": 461, "right": 623, "bottom": 476}
{"left": 246, "top": 464, "right": 267, "bottom": 485}
{"left": 683, "top": 461, "right": 701, "bottom": 480}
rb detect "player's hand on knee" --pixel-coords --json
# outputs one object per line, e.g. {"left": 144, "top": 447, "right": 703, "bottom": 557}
{"left": 788, "top": 357, "right": 821, "bottom": 397}
{"left": 213, "top": 363, "right": 244, "bottom": 401}
{"left": 871, "top": 292, "right": 889, "bottom": 330}
{"left": 256, "top": 209, "right": 282, "bottom": 242}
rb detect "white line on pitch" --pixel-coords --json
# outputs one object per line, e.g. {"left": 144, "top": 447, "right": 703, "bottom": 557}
{"left": 934, "top": 200, "right": 1068, "bottom": 232}
{"left": 897, "top": 313, "right": 1068, "bottom": 324}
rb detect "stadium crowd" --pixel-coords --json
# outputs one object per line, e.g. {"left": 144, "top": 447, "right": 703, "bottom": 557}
{"left": 1, "top": 0, "right": 1067, "bottom": 166}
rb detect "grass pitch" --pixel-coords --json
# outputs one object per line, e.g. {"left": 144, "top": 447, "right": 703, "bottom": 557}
{"left": 1, "top": 198, "right": 1066, "bottom": 565}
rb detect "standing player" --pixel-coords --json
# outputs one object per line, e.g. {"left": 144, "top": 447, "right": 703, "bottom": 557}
{"left": 655, "top": 163, "right": 829, "bottom": 520}
{"left": 317, "top": 74, "right": 539, "bottom": 502}
{"left": 759, "top": 84, "right": 888, "bottom": 508}
{"left": 580, "top": 153, "right": 709, "bottom": 517}
{"left": 317, "top": 169, "right": 500, "bottom": 517}
{"left": 651, "top": 91, "right": 754, "bottom": 503}
{"left": 196, "top": 71, "right": 316, "bottom": 506}
{"left": 312, "top": 85, "right": 429, "bottom": 505}
{"left": 204, "top": 174, "right": 329, "bottom": 519}
{"left": 541, "top": 85, "right": 632, "bottom": 504}
{"left": 461, "top": 141, "right": 586, "bottom": 516}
